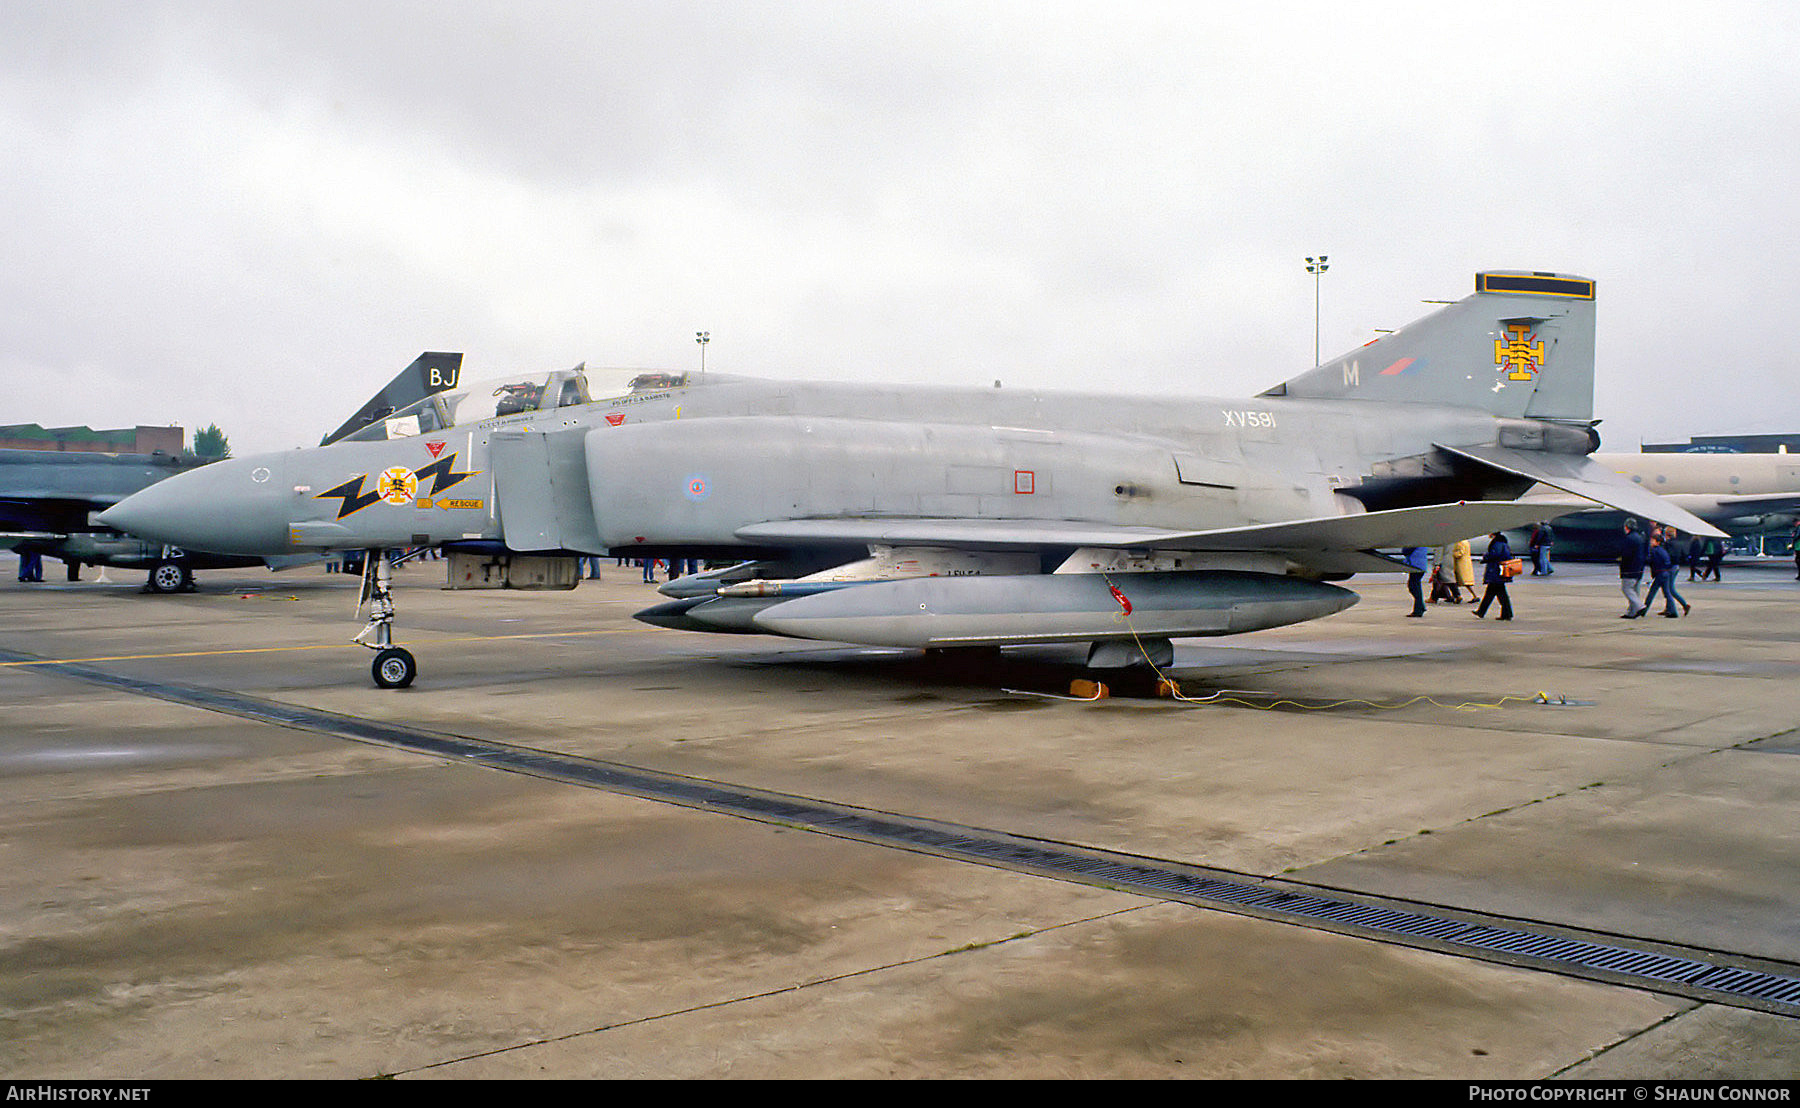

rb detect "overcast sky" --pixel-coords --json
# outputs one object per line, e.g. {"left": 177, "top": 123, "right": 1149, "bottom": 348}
{"left": 4, "top": 1, "right": 1798, "bottom": 456}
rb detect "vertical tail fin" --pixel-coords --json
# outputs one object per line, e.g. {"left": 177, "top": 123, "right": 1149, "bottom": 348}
{"left": 1263, "top": 271, "right": 1596, "bottom": 423}
{"left": 321, "top": 352, "right": 464, "bottom": 445}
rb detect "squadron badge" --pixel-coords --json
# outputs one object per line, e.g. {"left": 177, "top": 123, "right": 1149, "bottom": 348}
{"left": 377, "top": 467, "right": 418, "bottom": 506}
{"left": 1494, "top": 324, "right": 1545, "bottom": 382}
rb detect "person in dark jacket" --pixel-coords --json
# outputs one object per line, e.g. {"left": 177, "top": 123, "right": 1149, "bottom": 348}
{"left": 1474, "top": 531, "right": 1514, "bottom": 621}
{"left": 1529, "top": 522, "right": 1555, "bottom": 575}
{"left": 1402, "top": 545, "right": 1428, "bottom": 617}
{"left": 1619, "top": 518, "right": 1649, "bottom": 618}
{"left": 1641, "top": 533, "right": 1691, "bottom": 618}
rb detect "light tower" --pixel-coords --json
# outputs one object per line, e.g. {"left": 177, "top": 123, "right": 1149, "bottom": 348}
{"left": 1304, "top": 255, "right": 1329, "bottom": 366}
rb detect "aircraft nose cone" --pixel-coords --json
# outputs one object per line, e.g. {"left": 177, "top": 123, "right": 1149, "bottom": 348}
{"left": 99, "top": 455, "right": 290, "bottom": 555}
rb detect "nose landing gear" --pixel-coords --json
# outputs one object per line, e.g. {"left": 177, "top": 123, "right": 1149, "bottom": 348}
{"left": 355, "top": 551, "right": 416, "bottom": 688}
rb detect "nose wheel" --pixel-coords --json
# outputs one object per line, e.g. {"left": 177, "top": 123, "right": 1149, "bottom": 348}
{"left": 372, "top": 646, "right": 417, "bottom": 689}
{"left": 147, "top": 554, "right": 194, "bottom": 593}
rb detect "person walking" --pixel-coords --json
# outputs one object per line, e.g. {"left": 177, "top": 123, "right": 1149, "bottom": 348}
{"left": 1529, "top": 522, "right": 1555, "bottom": 575}
{"left": 1452, "top": 538, "right": 1479, "bottom": 602}
{"left": 1703, "top": 537, "right": 1725, "bottom": 582}
{"left": 1473, "top": 531, "right": 1514, "bottom": 621}
{"left": 1619, "top": 519, "right": 1649, "bottom": 618}
{"left": 1428, "top": 545, "right": 1459, "bottom": 604}
{"left": 1401, "top": 546, "right": 1428, "bottom": 616}
{"left": 1641, "top": 532, "right": 1691, "bottom": 618}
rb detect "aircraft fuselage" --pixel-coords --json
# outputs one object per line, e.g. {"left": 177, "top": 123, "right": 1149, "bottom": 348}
{"left": 101, "top": 376, "right": 1508, "bottom": 560}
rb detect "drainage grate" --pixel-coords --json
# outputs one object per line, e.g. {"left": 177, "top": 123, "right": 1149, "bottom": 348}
{"left": 10, "top": 647, "right": 1799, "bottom": 1017}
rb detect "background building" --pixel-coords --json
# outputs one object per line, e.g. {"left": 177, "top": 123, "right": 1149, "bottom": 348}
{"left": 0, "top": 423, "right": 185, "bottom": 455}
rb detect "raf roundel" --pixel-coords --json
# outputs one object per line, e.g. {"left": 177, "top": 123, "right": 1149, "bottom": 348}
{"left": 684, "top": 475, "right": 710, "bottom": 502}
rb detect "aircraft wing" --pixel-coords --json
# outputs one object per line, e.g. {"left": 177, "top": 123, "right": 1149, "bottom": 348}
{"left": 1439, "top": 443, "right": 1728, "bottom": 539}
{"left": 737, "top": 499, "right": 1584, "bottom": 576}
{"left": 737, "top": 518, "right": 1189, "bottom": 551}
{"left": 1665, "top": 492, "right": 1800, "bottom": 521}
{"left": 1533, "top": 491, "right": 1800, "bottom": 524}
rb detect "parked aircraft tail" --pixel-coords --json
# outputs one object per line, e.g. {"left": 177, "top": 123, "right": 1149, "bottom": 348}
{"left": 1265, "top": 271, "right": 1596, "bottom": 424}
{"left": 321, "top": 352, "right": 464, "bottom": 445}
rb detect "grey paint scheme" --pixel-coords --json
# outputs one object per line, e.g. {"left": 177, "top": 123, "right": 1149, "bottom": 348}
{"left": 2, "top": 353, "right": 462, "bottom": 581}
{"left": 100, "top": 270, "right": 1724, "bottom": 659}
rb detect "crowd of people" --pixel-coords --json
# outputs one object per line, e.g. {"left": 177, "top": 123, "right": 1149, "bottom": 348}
{"left": 1405, "top": 518, "right": 1800, "bottom": 621}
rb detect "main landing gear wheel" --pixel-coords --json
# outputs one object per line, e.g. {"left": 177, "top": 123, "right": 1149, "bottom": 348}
{"left": 372, "top": 647, "right": 417, "bottom": 689}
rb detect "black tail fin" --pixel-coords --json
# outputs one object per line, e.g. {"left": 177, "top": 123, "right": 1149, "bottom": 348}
{"left": 1263, "top": 271, "right": 1596, "bottom": 423}
{"left": 321, "top": 352, "right": 463, "bottom": 445}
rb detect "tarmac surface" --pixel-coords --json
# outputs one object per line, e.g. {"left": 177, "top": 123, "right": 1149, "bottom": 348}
{"left": 1, "top": 553, "right": 1797, "bottom": 1080}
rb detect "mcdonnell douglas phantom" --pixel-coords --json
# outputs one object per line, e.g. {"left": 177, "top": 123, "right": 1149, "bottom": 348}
{"left": 101, "top": 270, "right": 1722, "bottom": 689}
{"left": 4, "top": 352, "right": 462, "bottom": 592}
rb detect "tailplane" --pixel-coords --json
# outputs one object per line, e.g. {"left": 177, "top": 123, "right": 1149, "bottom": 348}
{"left": 1264, "top": 271, "right": 1596, "bottom": 423}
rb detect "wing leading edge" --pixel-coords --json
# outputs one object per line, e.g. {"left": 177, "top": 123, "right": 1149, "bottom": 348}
{"left": 735, "top": 499, "right": 1585, "bottom": 576}
{"left": 1437, "top": 443, "right": 1727, "bottom": 539}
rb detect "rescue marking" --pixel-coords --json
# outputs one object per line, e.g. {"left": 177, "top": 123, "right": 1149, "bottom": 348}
{"left": 418, "top": 498, "right": 485, "bottom": 511}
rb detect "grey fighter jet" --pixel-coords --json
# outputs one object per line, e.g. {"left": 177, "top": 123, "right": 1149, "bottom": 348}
{"left": 4, "top": 352, "right": 461, "bottom": 591}
{"left": 101, "top": 271, "right": 1723, "bottom": 689}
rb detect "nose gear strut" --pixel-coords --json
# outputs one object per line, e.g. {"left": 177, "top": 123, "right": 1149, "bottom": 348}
{"left": 354, "top": 550, "right": 416, "bottom": 688}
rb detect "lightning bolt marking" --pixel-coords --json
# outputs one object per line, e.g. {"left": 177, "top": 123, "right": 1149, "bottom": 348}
{"left": 416, "top": 452, "right": 480, "bottom": 496}
{"left": 316, "top": 476, "right": 383, "bottom": 519}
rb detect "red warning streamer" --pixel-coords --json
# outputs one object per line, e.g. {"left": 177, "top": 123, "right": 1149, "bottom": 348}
{"left": 1108, "top": 582, "right": 1132, "bottom": 616}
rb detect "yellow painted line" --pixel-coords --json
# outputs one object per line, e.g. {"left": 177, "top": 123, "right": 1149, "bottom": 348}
{"left": 1, "top": 643, "right": 355, "bottom": 667}
{"left": 0, "top": 627, "right": 656, "bottom": 668}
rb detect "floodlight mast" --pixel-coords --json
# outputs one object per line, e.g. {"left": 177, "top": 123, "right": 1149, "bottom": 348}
{"left": 1305, "top": 255, "right": 1329, "bottom": 366}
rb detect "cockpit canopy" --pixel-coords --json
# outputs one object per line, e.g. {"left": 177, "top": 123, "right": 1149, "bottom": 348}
{"left": 343, "top": 366, "right": 688, "bottom": 442}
